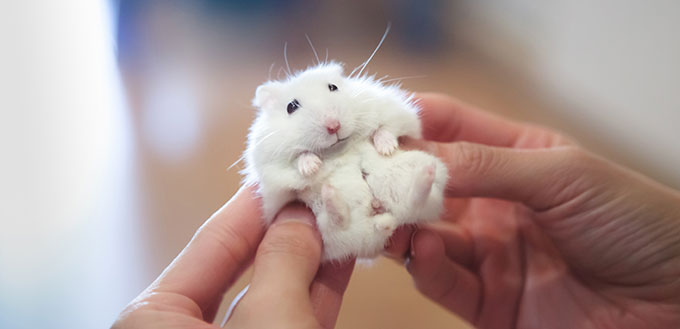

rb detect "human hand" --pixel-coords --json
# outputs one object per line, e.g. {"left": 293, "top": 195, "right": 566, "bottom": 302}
{"left": 386, "top": 93, "right": 680, "bottom": 328}
{"left": 112, "top": 186, "right": 354, "bottom": 329}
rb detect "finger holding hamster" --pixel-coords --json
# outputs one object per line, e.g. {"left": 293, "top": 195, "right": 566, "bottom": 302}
{"left": 415, "top": 93, "right": 572, "bottom": 148}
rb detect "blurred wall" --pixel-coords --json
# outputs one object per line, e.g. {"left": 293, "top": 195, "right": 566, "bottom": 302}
{"left": 451, "top": 0, "right": 680, "bottom": 188}
{"left": 1, "top": 1, "right": 142, "bottom": 329}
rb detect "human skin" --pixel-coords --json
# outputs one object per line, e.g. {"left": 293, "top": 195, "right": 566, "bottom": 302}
{"left": 385, "top": 93, "right": 680, "bottom": 328}
{"left": 112, "top": 189, "right": 354, "bottom": 329}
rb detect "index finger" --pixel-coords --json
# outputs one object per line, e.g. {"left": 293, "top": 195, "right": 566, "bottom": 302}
{"left": 150, "top": 185, "right": 266, "bottom": 320}
{"left": 417, "top": 93, "right": 556, "bottom": 148}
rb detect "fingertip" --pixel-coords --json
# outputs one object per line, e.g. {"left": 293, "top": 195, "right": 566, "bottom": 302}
{"left": 272, "top": 202, "right": 317, "bottom": 228}
{"left": 407, "top": 229, "right": 446, "bottom": 276}
{"left": 414, "top": 93, "right": 465, "bottom": 142}
{"left": 406, "top": 229, "right": 482, "bottom": 321}
{"left": 383, "top": 225, "right": 415, "bottom": 259}
{"left": 250, "top": 203, "right": 322, "bottom": 294}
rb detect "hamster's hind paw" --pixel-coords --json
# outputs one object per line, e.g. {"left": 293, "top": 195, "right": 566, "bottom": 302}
{"left": 322, "top": 184, "right": 349, "bottom": 228}
{"left": 411, "top": 162, "right": 436, "bottom": 207}
{"left": 372, "top": 128, "right": 398, "bottom": 156}
{"left": 374, "top": 213, "right": 397, "bottom": 233}
{"left": 298, "top": 152, "right": 322, "bottom": 177}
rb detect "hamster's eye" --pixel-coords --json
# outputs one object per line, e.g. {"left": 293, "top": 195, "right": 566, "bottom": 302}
{"left": 328, "top": 83, "right": 338, "bottom": 92}
{"left": 287, "top": 99, "right": 300, "bottom": 114}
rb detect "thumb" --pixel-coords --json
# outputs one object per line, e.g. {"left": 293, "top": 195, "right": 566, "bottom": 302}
{"left": 434, "top": 141, "right": 606, "bottom": 211}
{"left": 249, "top": 203, "right": 322, "bottom": 297}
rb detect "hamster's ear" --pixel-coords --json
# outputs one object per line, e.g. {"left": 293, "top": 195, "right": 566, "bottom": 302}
{"left": 253, "top": 82, "right": 281, "bottom": 109}
{"left": 326, "top": 62, "right": 345, "bottom": 77}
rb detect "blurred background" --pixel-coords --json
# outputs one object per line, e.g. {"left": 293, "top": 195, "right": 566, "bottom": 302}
{"left": 1, "top": 0, "right": 679, "bottom": 328}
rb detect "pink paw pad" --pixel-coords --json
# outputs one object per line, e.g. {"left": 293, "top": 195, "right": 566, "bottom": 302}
{"left": 412, "top": 162, "right": 436, "bottom": 207}
{"left": 298, "top": 153, "right": 321, "bottom": 177}
{"left": 371, "top": 198, "right": 386, "bottom": 215}
{"left": 322, "top": 184, "right": 348, "bottom": 227}
{"left": 373, "top": 129, "right": 398, "bottom": 156}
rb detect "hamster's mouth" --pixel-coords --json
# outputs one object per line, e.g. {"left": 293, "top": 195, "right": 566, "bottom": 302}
{"left": 330, "top": 136, "right": 350, "bottom": 147}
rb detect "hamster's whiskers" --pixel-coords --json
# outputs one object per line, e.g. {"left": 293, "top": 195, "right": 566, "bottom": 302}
{"left": 283, "top": 42, "right": 292, "bottom": 77}
{"left": 381, "top": 75, "right": 427, "bottom": 84}
{"left": 276, "top": 67, "right": 287, "bottom": 80}
{"left": 305, "top": 34, "right": 321, "bottom": 65}
{"left": 349, "top": 22, "right": 391, "bottom": 79}
{"left": 229, "top": 129, "right": 280, "bottom": 171}
{"left": 267, "top": 62, "right": 276, "bottom": 80}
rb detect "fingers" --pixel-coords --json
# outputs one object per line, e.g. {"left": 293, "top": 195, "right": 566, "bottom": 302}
{"left": 425, "top": 222, "right": 475, "bottom": 268}
{"left": 310, "top": 259, "right": 356, "bottom": 329}
{"left": 149, "top": 185, "right": 266, "bottom": 320}
{"left": 435, "top": 142, "right": 602, "bottom": 211}
{"left": 226, "top": 204, "right": 328, "bottom": 328}
{"left": 407, "top": 229, "right": 481, "bottom": 323}
{"left": 249, "top": 203, "right": 322, "bottom": 296}
{"left": 383, "top": 225, "right": 416, "bottom": 259}
{"left": 416, "top": 93, "right": 570, "bottom": 148}
{"left": 384, "top": 224, "right": 474, "bottom": 269}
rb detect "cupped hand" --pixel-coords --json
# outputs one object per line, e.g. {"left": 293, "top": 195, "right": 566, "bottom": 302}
{"left": 112, "top": 187, "right": 354, "bottom": 329}
{"left": 387, "top": 93, "right": 680, "bottom": 328}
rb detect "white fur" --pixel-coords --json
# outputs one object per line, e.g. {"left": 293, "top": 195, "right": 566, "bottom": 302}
{"left": 243, "top": 62, "right": 447, "bottom": 261}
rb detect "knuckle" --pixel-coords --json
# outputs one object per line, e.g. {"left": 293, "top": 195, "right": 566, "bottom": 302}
{"left": 258, "top": 224, "right": 320, "bottom": 259}
{"left": 522, "top": 124, "right": 576, "bottom": 147}
{"left": 536, "top": 146, "right": 605, "bottom": 210}
{"left": 449, "top": 142, "right": 493, "bottom": 177}
{"left": 557, "top": 146, "right": 600, "bottom": 175}
{"left": 560, "top": 145, "right": 589, "bottom": 163}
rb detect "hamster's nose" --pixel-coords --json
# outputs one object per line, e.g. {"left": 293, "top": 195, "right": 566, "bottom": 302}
{"left": 325, "top": 119, "right": 340, "bottom": 135}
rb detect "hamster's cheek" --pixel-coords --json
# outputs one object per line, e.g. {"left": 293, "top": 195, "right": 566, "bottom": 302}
{"left": 338, "top": 124, "right": 353, "bottom": 140}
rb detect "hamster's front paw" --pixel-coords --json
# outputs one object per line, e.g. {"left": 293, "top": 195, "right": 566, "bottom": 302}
{"left": 298, "top": 152, "right": 322, "bottom": 177}
{"left": 372, "top": 128, "right": 398, "bottom": 156}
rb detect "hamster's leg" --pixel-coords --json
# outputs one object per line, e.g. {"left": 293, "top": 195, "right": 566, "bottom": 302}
{"left": 321, "top": 184, "right": 350, "bottom": 228}
{"left": 260, "top": 188, "right": 295, "bottom": 224}
{"left": 297, "top": 152, "right": 322, "bottom": 177}
{"left": 373, "top": 213, "right": 397, "bottom": 233}
{"left": 372, "top": 127, "right": 399, "bottom": 156}
{"left": 410, "top": 160, "right": 436, "bottom": 208}
{"left": 415, "top": 158, "right": 448, "bottom": 222}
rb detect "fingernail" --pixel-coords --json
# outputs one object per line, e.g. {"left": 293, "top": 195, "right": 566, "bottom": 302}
{"left": 410, "top": 231, "right": 417, "bottom": 258}
{"left": 273, "top": 203, "right": 315, "bottom": 226}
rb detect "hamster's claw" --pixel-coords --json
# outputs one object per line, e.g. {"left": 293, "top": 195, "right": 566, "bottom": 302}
{"left": 298, "top": 152, "right": 322, "bottom": 177}
{"left": 373, "top": 128, "right": 398, "bottom": 156}
{"left": 371, "top": 198, "right": 386, "bottom": 215}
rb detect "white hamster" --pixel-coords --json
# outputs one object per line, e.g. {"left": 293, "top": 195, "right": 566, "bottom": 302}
{"left": 297, "top": 141, "right": 448, "bottom": 261}
{"left": 244, "top": 62, "right": 421, "bottom": 221}
{"left": 243, "top": 62, "right": 447, "bottom": 260}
